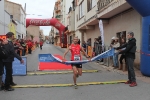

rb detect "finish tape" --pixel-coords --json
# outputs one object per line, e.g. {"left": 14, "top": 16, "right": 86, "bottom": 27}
{"left": 12, "top": 80, "right": 126, "bottom": 88}
{"left": 27, "top": 70, "right": 99, "bottom": 75}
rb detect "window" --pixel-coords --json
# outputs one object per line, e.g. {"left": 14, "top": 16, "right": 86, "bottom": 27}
{"left": 87, "top": 0, "right": 96, "bottom": 12}
{"left": 79, "top": 1, "right": 84, "bottom": 19}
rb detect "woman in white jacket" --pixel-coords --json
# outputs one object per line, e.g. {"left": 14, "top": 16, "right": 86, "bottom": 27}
{"left": 110, "top": 37, "right": 120, "bottom": 69}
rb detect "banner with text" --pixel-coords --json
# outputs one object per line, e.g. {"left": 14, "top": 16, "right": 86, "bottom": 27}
{"left": 39, "top": 49, "right": 114, "bottom": 64}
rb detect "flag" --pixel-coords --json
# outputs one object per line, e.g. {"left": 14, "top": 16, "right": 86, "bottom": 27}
{"left": 8, "top": 22, "right": 16, "bottom": 38}
{"left": 99, "top": 20, "right": 104, "bottom": 46}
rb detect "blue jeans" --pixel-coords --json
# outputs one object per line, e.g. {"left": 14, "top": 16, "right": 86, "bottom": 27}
{"left": 113, "top": 53, "right": 119, "bottom": 67}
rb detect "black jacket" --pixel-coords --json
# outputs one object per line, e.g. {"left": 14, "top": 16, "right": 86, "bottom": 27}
{"left": 116, "top": 38, "right": 136, "bottom": 59}
{"left": 2, "top": 41, "right": 22, "bottom": 62}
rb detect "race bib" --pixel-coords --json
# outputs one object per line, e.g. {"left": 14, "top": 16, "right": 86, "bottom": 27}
{"left": 74, "top": 55, "right": 80, "bottom": 61}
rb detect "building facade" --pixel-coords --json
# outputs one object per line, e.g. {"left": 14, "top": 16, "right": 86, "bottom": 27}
{"left": 0, "top": 0, "right": 11, "bottom": 35}
{"left": 26, "top": 25, "right": 40, "bottom": 42}
{"left": 52, "top": 0, "right": 62, "bottom": 46}
{"left": 62, "top": 0, "right": 141, "bottom": 68}
{"left": 5, "top": 0, "right": 26, "bottom": 39}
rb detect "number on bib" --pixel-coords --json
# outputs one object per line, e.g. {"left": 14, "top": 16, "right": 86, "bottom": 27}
{"left": 74, "top": 55, "right": 80, "bottom": 61}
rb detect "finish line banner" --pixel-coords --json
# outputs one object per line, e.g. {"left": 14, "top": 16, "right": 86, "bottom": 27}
{"left": 39, "top": 49, "right": 114, "bottom": 64}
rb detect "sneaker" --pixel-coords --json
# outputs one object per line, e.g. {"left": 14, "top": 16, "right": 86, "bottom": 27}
{"left": 5, "top": 88, "right": 15, "bottom": 91}
{"left": 129, "top": 82, "right": 137, "bottom": 87}
{"left": 74, "top": 84, "right": 78, "bottom": 89}
{"left": 125, "top": 80, "right": 131, "bottom": 84}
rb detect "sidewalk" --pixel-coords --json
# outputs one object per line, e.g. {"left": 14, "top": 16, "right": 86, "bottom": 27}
{"left": 55, "top": 45, "right": 150, "bottom": 83}
{"left": 98, "top": 64, "right": 150, "bottom": 84}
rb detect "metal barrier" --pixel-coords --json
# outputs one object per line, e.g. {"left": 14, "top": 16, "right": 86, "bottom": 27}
{"left": 93, "top": 44, "right": 113, "bottom": 67}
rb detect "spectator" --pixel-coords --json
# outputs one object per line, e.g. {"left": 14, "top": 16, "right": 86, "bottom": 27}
{"left": 27, "top": 40, "right": 33, "bottom": 54}
{"left": 2, "top": 32, "right": 24, "bottom": 91}
{"left": 93, "top": 38, "right": 99, "bottom": 56}
{"left": 118, "top": 38, "right": 126, "bottom": 70}
{"left": 86, "top": 39, "right": 91, "bottom": 46}
{"left": 40, "top": 40, "right": 43, "bottom": 50}
{"left": 78, "top": 39, "right": 80, "bottom": 45}
{"left": 115, "top": 32, "right": 137, "bottom": 87}
{"left": 82, "top": 41, "right": 86, "bottom": 52}
{"left": 20, "top": 39, "right": 26, "bottom": 56}
{"left": 98, "top": 36, "right": 102, "bottom": 45}
{"left": 35, "top": 41, "right": 39, "bottom": 48}
{"left": 110, "top": 37, "right": 120, "bottom": 69}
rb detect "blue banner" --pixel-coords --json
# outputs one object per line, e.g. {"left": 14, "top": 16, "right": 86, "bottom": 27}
{"left": 12, "top": 57, "right": 27, "bottom": 75}
{"left": 2, "top": 57, "right": 27, "bottom": 83}
{"left": 39, "top": 49, "right": 114, "bottom": 64}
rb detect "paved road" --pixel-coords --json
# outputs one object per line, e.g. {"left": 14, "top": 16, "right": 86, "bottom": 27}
{"left": 0, "top": 44, "right": 150, "bottom": 100}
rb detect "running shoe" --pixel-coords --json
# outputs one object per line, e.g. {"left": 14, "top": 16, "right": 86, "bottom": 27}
{"left": 74, "top": 84, "right": 78, "bottom": 89}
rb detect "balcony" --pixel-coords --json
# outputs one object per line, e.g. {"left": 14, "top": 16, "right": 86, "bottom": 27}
{"left": 55, "top": 32, "right": 60, "bottom": 36}
{"left": 55, "top": 15, "right": 61, "bottom": 20}
{"left": 97, "top": 0, "right": 114, "bottom": 11}
{"left": 97, "top": 0, "right": 132, "bottom": 18}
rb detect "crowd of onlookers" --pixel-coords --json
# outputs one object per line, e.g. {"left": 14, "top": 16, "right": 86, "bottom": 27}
{"left": 81, "top": 32, "right": 137, "bottom": 87}
{"left": 12, "top": 39, "right": 44, "bottom": 56}
{"left": 0, "top": 32, "right": 43, "bottom": 91}
{"left": 82, "top": 36, "right": 103, "bottom": 58}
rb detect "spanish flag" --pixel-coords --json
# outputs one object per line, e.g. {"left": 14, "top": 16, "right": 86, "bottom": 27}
{"left": 8, "top": 22, "right": 16, "bottom": 38}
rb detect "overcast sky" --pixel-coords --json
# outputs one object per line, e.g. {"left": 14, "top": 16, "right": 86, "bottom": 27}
{"left": 8, "top": 0, "right": 56, "bottom": 36}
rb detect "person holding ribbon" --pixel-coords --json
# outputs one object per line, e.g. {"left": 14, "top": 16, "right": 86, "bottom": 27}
{"left": 63, "top": 37, "right": 90, "bottom": 89}
{"left": 115, "top": 32, "right": 137, "bottom": 87}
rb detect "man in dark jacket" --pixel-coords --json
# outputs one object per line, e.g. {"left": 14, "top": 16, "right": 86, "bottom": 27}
{"left": 0, "top": 39, "right": 9, "bottom": 90}
{"left": 3, "top": 32, "right": 24, "bottom": 91}
{"left": 115, "top": 31, "right": 137, "bottom": 87}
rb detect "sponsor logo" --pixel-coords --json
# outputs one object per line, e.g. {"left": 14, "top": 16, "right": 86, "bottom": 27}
{"left": 55, "top": 22, "right": 60, "bottom": 28}
{"left": 30, "top": 19, "right": 50, "bottom": 26}
{"left": 40, "top": 55, "right": 53, "bottom": 61}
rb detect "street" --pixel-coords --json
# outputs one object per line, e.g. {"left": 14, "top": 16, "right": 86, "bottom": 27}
{"left": 0, "top": 44, "right": 150, "bottom": 100}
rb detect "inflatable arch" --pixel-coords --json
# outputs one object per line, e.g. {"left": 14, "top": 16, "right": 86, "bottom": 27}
{"left": 26, "top": 18, "right": 67, "bottom": 48}
{"left": 126, "top": 0, "right": 150, "bottom": 76}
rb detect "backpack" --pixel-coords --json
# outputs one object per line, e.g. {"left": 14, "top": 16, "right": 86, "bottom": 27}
{"left": 0, "top": 45, "right": 9, "bottom": 59}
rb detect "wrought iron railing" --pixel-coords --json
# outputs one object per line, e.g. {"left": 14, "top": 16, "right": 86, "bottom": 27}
{"left": 97, "top": 0, "right": 114, "bottom": 11}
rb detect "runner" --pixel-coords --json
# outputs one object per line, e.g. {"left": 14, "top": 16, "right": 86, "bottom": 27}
{"left": 40, "top": 40, "right": 43, "bottom": 50}
{"left": 63, "top": 37, "right": 90, "bottom": 89}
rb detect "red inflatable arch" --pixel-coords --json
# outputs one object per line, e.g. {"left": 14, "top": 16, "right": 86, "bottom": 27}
{"left": 26, "top": 18, "right": 67, "bottom": 48}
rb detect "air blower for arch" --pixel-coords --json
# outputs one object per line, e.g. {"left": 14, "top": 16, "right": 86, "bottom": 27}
{"left": 126, "top": 0, "right": 150, "bottom": 76}
{"left": 26, "top": 18, "right": 67, "bottom": 48}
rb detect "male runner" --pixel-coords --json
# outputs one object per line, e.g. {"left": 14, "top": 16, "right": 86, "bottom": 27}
{"left": 63, "top": 37, "right": 90, "bottom": 89}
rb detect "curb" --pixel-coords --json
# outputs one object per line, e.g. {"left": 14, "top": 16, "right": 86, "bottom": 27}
{"left": 27, "top": 70, "right": 99, "bottom": 75}
{"left": 12, "top": 80, "right": 126, "bottom": 88}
